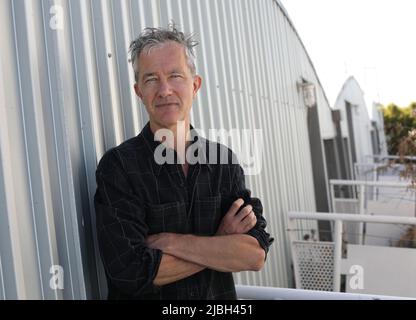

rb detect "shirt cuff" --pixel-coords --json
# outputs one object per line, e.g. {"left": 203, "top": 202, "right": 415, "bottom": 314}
{"left": 247, "top": 228, "right": 274, "bottom": 257}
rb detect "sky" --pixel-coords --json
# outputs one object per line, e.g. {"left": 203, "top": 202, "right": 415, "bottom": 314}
{"left": 280, "top": 0, "right": 416, "bottom": 111}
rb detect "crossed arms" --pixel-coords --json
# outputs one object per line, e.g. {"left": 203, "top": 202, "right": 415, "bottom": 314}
{"left": 148, "top": 198, "right": 266, "bottom": 286}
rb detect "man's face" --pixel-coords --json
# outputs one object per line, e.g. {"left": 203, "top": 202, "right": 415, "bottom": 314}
{"left": 134, "top": 41, "right": 202, "bottom": 132}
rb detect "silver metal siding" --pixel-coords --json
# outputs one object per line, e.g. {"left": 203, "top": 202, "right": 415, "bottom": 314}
{"left": 0, "top": 0, "right": 332, "bottom": 298}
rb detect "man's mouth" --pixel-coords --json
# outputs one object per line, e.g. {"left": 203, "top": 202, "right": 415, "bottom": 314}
{"left": 155, "top": 102, "right": 179, "bottom": 108}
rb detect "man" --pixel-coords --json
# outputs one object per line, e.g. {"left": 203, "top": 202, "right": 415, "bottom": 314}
{"left": 94, "top": 24, "right": 273, "bottom": 300}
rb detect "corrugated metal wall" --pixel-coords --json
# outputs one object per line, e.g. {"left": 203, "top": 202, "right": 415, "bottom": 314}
{"left": 334, "top": 77, "right": 375, "bottom": 166}
{"left": 0, "top": 0, "right": 332, "bottom": 299}
{"left": 371, "top": 103, "right": 388, "bottom": 157}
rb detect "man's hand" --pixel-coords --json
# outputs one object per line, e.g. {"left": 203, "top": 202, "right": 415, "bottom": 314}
{"left": 147, "top": 233, "right": 176, "bottom": 251}
{"left": 216, "top": 198, "right": 257, "bottom": 236}
{"left": 147, "top": 233, "right": 207, "bottom": 286}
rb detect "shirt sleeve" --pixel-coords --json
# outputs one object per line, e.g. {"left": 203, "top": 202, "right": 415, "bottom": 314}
{"left": 94, "top": 149, "right": 162, "bottom": 297}
{"left": 230, "top": 164, "right": 275, "bottom": 257}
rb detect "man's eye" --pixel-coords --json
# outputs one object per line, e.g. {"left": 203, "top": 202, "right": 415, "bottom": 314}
{"left": 145, "top": 78, "right": 157, "bottom": 83}
{"left": 171, "top": 74, "right": 182, "bottom": 78}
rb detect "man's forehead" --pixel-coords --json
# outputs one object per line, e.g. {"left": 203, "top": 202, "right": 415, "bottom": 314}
{"left": 138, "top": 42, "right": 189, "bottom": 76}
{"left": 140, "top": 41, "right": 185, "bottom": 58}
{"left": 140, "top": 62, "right": 187, "bottom": 76}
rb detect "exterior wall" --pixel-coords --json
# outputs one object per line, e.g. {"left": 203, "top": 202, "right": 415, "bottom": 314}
{"left": 317, "top": 89, "right": 337, "bottom": 140}
{"left": 0, "top": 0, "right": 332, "bottom": 299}
{"left": 371, "top": 103, "right": 388, "bottom": 157}
{"left": 334, "top": 77, "right": 375, "bottom": 166}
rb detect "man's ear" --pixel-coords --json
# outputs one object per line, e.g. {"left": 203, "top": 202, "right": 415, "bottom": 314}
{"left": 134, "top": 82, "right": 143, "bottom": 99}
{"left": 193, "top": 75, "right": 202, "bottom": 98}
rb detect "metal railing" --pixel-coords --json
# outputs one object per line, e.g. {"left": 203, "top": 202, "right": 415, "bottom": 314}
{"left": 287, "top": 211, "right": 416, "bottom": 292}
{"left": 369, "top": 155, "right": 416, "bottom": 161}
{"left": 236, "top": 285, "right": 414, "bottom": 300}
{"left": 354, "top": 162, "right": 407, "bottom": 183}
{"left": 329, "top": 179, "right": 415, "bottom": 244}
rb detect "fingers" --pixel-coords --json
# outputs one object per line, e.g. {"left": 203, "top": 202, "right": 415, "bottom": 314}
{"left": 218, "top": 199, "right": 257, "bottom": 235}
{"left": 226, "top": 198, "right": 245, "bottom": 216}
{"left": 146, "top": 233, "right": 172, "bottom": 250}
{"left": 242, "top": 211, "right": 257, "bottom": 230}
{"left": 146, "top": 234, "right": 157, "bottom": 244}
{"left": 236, "top": 204, "right": 253, "bottom": 221}
{"left": 146, "top": 233, "right": 164, "bottom": 246}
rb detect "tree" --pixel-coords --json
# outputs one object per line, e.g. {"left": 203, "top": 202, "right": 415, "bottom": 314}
{"left": 382, "top": 103, "right": 416, "bottom": 155}
{"left": 382, "top": 102, "right": 416, "bottom": 186}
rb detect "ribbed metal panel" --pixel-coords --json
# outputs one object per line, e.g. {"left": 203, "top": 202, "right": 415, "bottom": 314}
{"left": 372, "top": 103, "right": 388, "bottom": 157}
{"left": 334, "top": 77, "right": 375, "bottom": 165}
{"left": 0, "top": 0, "right": 333, "bottom": 299}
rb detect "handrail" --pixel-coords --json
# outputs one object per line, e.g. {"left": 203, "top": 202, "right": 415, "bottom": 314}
{"left": 330, "top": 179, "right": 411, "bottom": 188}
{"left": 236, "top": 285, "right": 414, "bottom": 300}
{"left": 370, "top": 155, "right": 416, "bottom": 161}
{"left": 288, "top": 211, "right": 416, "bottom": 225}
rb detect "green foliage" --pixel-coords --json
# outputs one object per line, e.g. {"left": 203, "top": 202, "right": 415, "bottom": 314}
{"left": 397, "top": 129, "right": 416, "bottom": 186}
{"left": 382, "top": 102, "right": 416, "bottom": 187}
{"left": 382, "top": 103, "right": 416, "bottom": 155}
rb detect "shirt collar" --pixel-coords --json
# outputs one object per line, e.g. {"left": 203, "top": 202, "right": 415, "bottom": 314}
{"left": 141, "top": 122, "right": 212, "bottom": 176}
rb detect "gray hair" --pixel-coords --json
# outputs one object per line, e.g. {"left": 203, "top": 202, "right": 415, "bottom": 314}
{"left": 129, "top": 23, "right": 198, "bottom": 82}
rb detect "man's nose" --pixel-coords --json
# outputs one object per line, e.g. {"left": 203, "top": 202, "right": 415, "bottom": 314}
{"left": 157, "top": 79, "right": 173, "bottom": 98}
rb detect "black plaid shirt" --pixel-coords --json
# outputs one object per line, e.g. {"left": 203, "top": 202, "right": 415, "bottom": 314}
{"left": 94, "top": 122, "right": 273, "bottom": 300}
